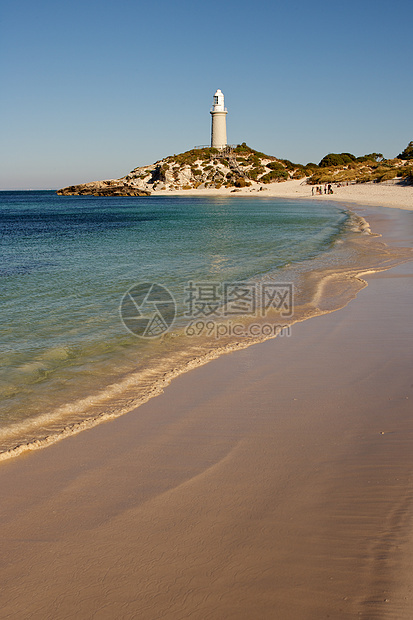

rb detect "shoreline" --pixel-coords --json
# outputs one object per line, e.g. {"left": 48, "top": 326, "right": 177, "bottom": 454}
{"left": 0, "top": 203, "right": 412, "bottom": 617}
{"left": 1, "top": 198, "right": 411, "bottom": 462}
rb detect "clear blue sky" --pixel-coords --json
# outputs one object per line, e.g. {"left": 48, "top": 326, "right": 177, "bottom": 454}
{"left": 1, "top": 0, "right": 412, "bottom": 189}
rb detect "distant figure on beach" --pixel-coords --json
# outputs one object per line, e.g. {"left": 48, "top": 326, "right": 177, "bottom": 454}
{"left": 312, "top": 187, "right": 314, "bottom": 196}
{"left": 328, "top": 184, "right": 333, "bottom": 194}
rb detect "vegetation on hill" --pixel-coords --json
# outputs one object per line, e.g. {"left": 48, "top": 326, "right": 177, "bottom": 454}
{"left": 318, "top": 152, "right": 383, "bottom": 167}
{"left": 307, "top": 147, "right": 412, "bottom": 185}
{"left": 122, "top": 142, "right": 412, "bottom": 190}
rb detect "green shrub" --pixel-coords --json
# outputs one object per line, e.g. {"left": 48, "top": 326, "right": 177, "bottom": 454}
{"left": 278, "top": 159, "right": 296, "bottom": 171}
{"left": 333, "top": 170, "right": 358, "bottom": 183}
{"left": 234, "top": 178, "right": 251, "bottom": 188}
{"left": 260, "top": 170, "right": 288, "bottom": 183}
{"left": 356, "top": 153, "right": 383, "bottom": 163}
{"left": 234, "top": 142, "right": 253, "bottom": 154}
{"left": 373, "top": 169, "right": 398, "bottom": 182}
{"left": 265, "top": 161, "right": 286, "bottom": 172}
{"left": 247, "top": 155, "right": 261, "bottom": 166}
{"left": 171, "top": 148, "right": 217, "bottom": 166}
{"left": 233, "top": 143, "right": 269, "bottom": 159}
{"left": 304, "top": 164, "right": 318, "bottom": 176}
{"left": 397, "top": 141, "right": 413, "bottom": 160}
{"left": 248, "top": 166, "right": 265, "bottom": 180}
{"left": 309, "top": 170, "right": 335, "bottom": 184}
{"left": 319, "top": 152, "right": 356, "bottom": 167}
{"left": 253, "top": 151, "right": 269, "bottom": 160}
{"left": 397, "top": 166, "right": 413, "bottom": 178}
{"left": 201, "top": 148, "right": 218, "bottom": 159}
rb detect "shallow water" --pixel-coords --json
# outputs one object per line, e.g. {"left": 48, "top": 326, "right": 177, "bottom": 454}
{"left": 0, "top": 191, "right": 410, "bottom": 458}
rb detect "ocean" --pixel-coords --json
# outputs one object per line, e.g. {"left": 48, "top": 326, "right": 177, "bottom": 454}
{"left": 0, "top": 191, "right": 406, "bottom": 458}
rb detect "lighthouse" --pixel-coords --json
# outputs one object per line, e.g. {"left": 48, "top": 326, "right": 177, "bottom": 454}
{"left": 210, "top": 89, "right": 228, "bottom": 149}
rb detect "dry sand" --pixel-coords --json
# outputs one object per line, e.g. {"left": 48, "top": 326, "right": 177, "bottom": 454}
{"left": 0, "top": 203, "right": 412, "bottom": 619}
{"left": 153, "top": 178, "right": 413, "bottom": 210}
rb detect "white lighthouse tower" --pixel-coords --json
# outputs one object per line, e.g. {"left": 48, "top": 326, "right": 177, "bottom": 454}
{"left": 210, "top": 89, "right": 228, "bottom": 149}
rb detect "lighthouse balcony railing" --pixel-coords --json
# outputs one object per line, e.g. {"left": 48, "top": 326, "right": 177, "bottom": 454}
{"left": 193, "top": 144, "right": 237, "bottom": 150}
{"left": 210, "top": 107, "right": 228, "bottom": 112}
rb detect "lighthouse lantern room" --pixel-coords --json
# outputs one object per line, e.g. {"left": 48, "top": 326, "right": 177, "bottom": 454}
{"left": 210, "top": 89, "right": 228, "bottom": 149}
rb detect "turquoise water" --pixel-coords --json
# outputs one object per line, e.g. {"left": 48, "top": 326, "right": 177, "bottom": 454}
{"left": 1, "top": 191, "right": 356, "bottom": 452}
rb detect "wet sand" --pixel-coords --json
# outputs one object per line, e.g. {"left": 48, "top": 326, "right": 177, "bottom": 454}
{"left": 0, "top": 206, "right": 412, "bottom": 619}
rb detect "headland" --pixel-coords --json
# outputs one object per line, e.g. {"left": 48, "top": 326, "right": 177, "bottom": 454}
{"left": 57, "top": 143, "right": 413, "bottom": 209}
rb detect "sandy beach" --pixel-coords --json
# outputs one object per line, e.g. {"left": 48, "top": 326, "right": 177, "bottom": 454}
{"left": 0, "top": 191, "right": 412, "bottom": 619}
{"left": 153, "top": 178, "right": 413, "bottom": 210}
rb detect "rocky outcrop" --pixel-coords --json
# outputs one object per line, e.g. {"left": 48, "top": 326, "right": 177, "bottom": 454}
{"left": 57, "top": 144, "right": 310, "bottom": 196}
{"left": 57, "top": 180, "right": 151, "bottom": 197}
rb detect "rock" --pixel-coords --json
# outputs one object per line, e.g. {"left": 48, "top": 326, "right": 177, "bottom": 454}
{"left": 57, "top": 182, "right": 151, "bottom": 197}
